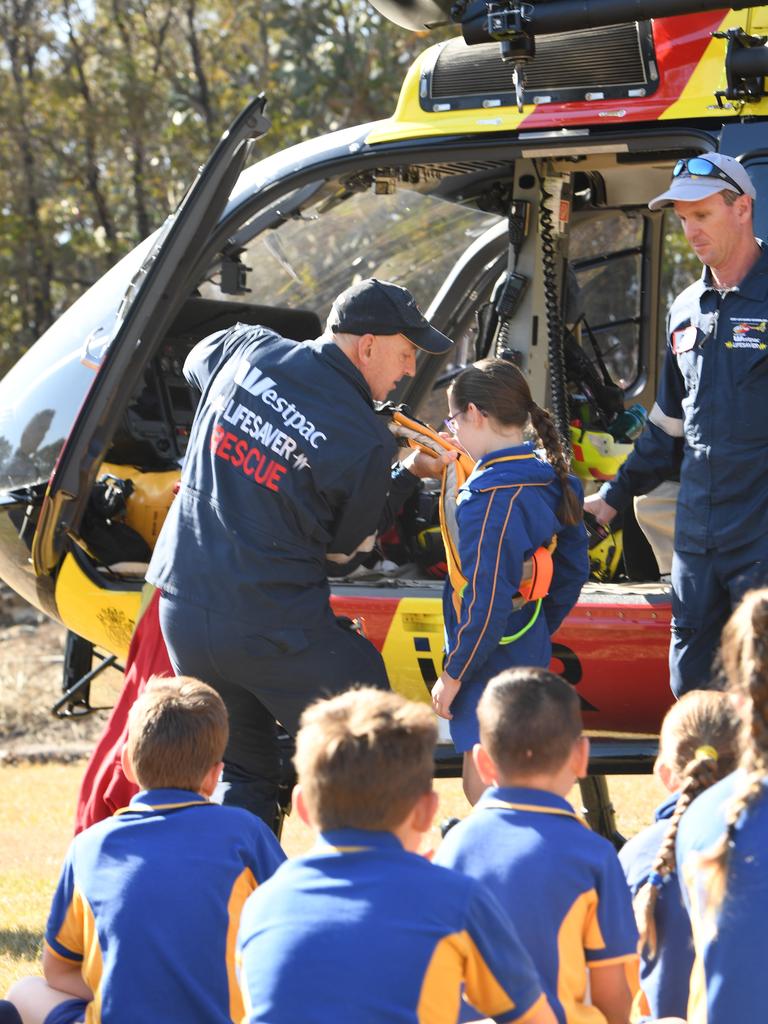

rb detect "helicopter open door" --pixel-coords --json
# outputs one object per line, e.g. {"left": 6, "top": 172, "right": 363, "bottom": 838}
{"left": 31, "top": 96, "right": 272, "bottom": 583}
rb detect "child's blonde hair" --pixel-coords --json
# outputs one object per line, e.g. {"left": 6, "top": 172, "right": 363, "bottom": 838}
{"left": 632, "top": 691, "right": 740, "bottom": 957}
{"left": 477, "top": 667, "right": 582, "bottom": 777}
{"left": 294, "top": 687, "right": 437, "bottom": 831}
{"left": 126, "top": 676, "right": 228, "bottom": 791}
{"left": 701, "top": 589, "right": 768, "bottom": 914}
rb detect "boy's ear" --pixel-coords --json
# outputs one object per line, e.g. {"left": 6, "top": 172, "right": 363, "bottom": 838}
{"left": 294, "top": 784, "right": 313, "bottom": 828}
{"left": 411, "top": 789, "right": 439, "bottom": 834}
{"left": 473, "top": 743, "right": 498, "bottom": 785}
{"left": 200, "top": 761, "right": 223, "bottom": 798}
{"left": 572, "top": 735, "right": 590, "bottom": 780}
{"left": 120, "top": 744, "right": 137, "bottom": 784}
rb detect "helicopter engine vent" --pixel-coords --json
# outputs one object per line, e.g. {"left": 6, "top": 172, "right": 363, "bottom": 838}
{"left": 426, "top": 23, "right": 658, "bottom": 111}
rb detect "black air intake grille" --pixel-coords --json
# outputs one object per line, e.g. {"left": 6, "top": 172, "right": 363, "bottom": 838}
{"left": 431, "top": 24, "right": 649, "bottom": 99}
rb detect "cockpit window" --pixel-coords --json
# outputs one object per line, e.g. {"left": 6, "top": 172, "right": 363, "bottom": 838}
{"left": 569, "top": 210, "right": 645, "bottom": 390}
{"left": 200, "top": 189, "right": 502, "bottom": 323}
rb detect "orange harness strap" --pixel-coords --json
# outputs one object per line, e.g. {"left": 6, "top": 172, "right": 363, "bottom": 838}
{"left": 388, "top": 411, "right": 555, "bottom": 621}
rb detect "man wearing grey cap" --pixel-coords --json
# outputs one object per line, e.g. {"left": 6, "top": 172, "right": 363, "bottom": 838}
{"left": 585, "top": 153, "right": 768, "bottom": 697}
{"left": 147, "top": 278, "right": 453, "bottom": 828}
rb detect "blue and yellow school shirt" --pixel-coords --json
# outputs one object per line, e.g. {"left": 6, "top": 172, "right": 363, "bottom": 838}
{"left": 618, "top": 793, "right": 692, "bottom": 1022}
{"left": 443, "top": 444, "right": 588, "bottom": 684}
{"left": 676, "top": 771, "right": 768, "bottom": 1024}
{"left": 435, "top": 787, "right": 639, "bottom": 1024}
{"left": 44, "top": 788, "right": 286, "bottom": 1024}
{"left": 236, "top": 828, "right": 549, "bottom": 1024}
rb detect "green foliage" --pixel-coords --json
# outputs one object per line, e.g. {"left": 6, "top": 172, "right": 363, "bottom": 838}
{"left": 0, "top": 0, "right": 442, "bottom": 378}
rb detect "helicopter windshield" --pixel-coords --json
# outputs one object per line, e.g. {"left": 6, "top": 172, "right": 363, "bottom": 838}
{"left": 200, "top": 188, "right": 502, "bottom": 325}
{"left": 0, "top": 187, "right": 501, "bottom": 492}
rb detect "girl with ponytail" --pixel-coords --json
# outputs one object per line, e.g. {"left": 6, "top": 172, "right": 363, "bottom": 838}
{"left": 430, "top": 358, "right": 588, "bottom": 802}
{"left": 674, "top": 588, "right": 768, "bottom": 1024}
{"left": 618, "top": 691, "right": 739, "bottom": 1022}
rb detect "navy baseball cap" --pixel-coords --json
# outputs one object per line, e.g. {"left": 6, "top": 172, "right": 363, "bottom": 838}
{"left": 649, "top": 153, "right": 756, "bottom": 210}
{"left": 329, "top": 278, "right": 453, "bottom": 354}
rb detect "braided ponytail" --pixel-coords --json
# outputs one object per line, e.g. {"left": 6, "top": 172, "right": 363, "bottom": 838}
{"left": 634, "top": 690, "right": 739, "bottom": 957}
{"left": 635, "top": 752, "right": 718, "bottom": 958}
{"left": 529, "top": 404, "right": 581, "bottom": 526}
{"left": 702, "top": 589, "right": 768, "bottom": 916}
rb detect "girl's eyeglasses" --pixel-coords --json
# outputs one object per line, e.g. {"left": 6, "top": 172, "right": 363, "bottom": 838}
{"left": 445, "top": 408, "right": 486, "bottom": 434}
{"left": 672, "top": 157, "right": 744, "bottom": 196}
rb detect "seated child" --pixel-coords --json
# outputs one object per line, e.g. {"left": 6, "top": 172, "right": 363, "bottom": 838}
{"left": 619, "top": 691, "right": 739, "bottom": 1022}
{"left": 4, "top": 677, "right": 285, "bottom": 1024}
{"left": 676, "top": 588, "right": 768, "bottom": 1024}
{"left": 237, "top": 686, "right": 558, "bottom": 1024}
{"left": 435, "top": 667, "right": 640, "bottom": 1024}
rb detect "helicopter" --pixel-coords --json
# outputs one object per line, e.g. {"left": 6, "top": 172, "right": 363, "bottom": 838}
{"left": 2, "top": 0, "right": 768, "bottom": 831}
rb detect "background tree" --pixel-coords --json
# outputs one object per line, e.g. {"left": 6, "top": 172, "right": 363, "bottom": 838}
{"left": 0, "top": 0, "right": 438, "bottom": 377}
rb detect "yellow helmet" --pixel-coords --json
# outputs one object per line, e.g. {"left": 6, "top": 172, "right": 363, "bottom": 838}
{"left": 569, "top": 425, "right": 634, "bottom": 483}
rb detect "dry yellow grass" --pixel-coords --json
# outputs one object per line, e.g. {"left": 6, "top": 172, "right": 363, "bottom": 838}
{"left": 0, "top": 764, "right": 83, "bottom": 992}
{"left": 0, "top": 762, "right": 665, "bottom": 994}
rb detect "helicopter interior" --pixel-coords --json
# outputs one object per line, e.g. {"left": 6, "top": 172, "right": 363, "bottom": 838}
{"left": 78, "top": 147, "right": 695, "bottom": 587}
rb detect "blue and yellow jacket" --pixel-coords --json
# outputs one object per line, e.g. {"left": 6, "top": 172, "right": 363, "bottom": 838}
{"left": 444, "top": 443, "right": 588, "bottom": 682}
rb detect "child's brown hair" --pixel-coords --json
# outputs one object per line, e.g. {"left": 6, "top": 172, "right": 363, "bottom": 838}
{"left": 477, "top": 667, "right": 582, "bottom": 777}
{"left": 450, "top": 358, "right": 582, "bottom": 526}
{"left": 632, "top": 691, "right": 740, "bottom": 957}
{"left": 126, "top": 676, "right": 228, "bottom": 791}
{"left": 294, "top": 687, "right": 437, "bottom": 831}
{"left": 702, "top": 589, "right": 768, "bottom": 915}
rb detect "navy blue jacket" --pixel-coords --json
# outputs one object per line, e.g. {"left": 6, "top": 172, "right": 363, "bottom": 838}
{"left": 602, "top": 244, "right": 768, "bottom": 554}
{"left": 443, "top": 444, "right": 588, "bottom": 681}
{"left": 619, "top": 792, "right": 692, "bottom": 1022}
{"left": 147, "top": 325, "right": 415, "bottom": 629}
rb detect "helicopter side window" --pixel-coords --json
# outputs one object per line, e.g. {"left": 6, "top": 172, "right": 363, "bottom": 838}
{"left": 569, "top": 211, "right": 645, "bottom": 391}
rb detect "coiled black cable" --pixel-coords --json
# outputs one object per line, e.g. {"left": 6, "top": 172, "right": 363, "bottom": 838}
{"left": 538, "top": 176, "right": 572, "bottom": 458}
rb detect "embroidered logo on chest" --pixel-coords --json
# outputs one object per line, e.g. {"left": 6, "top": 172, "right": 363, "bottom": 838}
{"left": 726, "top": 317, "right": 767, "bottom": 350}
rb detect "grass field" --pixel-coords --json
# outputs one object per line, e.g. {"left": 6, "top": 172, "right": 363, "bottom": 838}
{"left": 0, "top": 762, "right": 665, "bottom": 995}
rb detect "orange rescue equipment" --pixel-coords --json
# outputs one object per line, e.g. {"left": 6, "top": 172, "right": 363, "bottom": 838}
{"left": 388, "top": 410, "right": 555, "bottom": 625}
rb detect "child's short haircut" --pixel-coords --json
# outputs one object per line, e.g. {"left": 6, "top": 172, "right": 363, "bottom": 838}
{"left": 478, "top": 667, "right": 582, "bottom": 776}
{"left": 295, "top": 686, "right": 437, "bottom": 831}
{"left": 126, "top": 676, "right": 228, "bottom": 791}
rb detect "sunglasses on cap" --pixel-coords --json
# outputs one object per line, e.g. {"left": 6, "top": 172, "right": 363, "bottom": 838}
{"left": 672, "top": 157, "right": 744, "bottom": 196}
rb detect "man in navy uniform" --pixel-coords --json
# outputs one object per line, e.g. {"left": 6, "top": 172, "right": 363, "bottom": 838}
{"left": 586, "top": 154, "right": 768, "bottom": 697}
{"left": 147, "top": 279, "right": 452, "bottom": 828}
